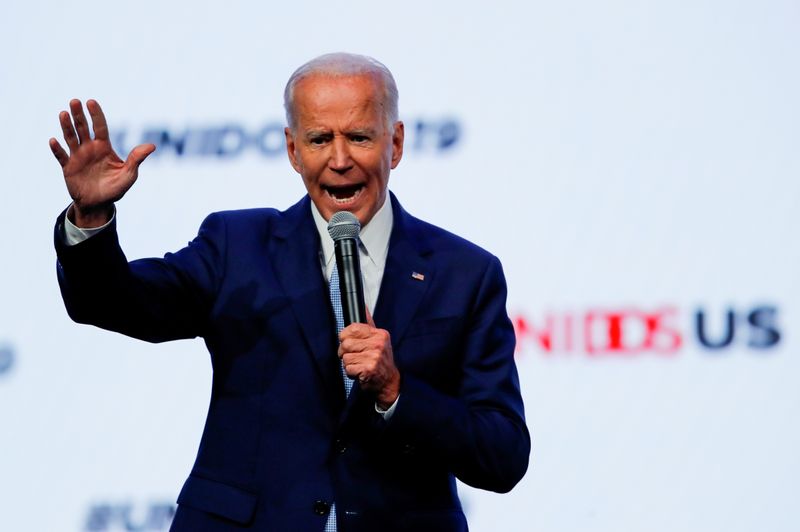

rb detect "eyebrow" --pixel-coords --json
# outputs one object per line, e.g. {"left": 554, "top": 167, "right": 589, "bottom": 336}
{"left": 304, "top": 129, "right": 332, "bottom": 139}
{"left": 347, "top": 128, "right": 377, "bottom": 136}
{"left": 304, "top": 127, "right": 377, "bottom": 139}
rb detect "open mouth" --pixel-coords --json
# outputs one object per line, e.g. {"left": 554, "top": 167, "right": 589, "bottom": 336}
{"left": 322, "top": 184, "right": 365, "bottom": 205}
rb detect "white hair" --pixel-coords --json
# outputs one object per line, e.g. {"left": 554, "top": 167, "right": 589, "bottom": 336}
{"left": 283, "top": 52, "right": 399, "bottom": 129}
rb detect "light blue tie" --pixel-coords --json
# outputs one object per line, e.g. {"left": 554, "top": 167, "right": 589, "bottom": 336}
{"left": 325, "top": 263, "right": 354, "bottom": 531}
{"left": 329, "top": 263, "right": 355, "bottom": 396}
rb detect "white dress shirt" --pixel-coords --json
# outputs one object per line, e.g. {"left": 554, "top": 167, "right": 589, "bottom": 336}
{"left": 309, "top": 197, "right": 392, "bottom": 315}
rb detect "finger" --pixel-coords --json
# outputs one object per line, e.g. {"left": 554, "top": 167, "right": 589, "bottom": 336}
{"left": 339, "top": 323, "right": 373, "bottom": 341}
{"left": 125, "top": 143, "right": 156, "bottom": 168}
{"left": 337, "top": 343, "right": 363, "bottom": 361}
{"left": 87, "top": 99, "right": 109, "bottom": 141}
{"left": 341, "top": 350, "right": 370, "bottom": 366}
{"left": 69, "top": 99, "right": 91, "bottom": 143}
{"left": 340, "top": 338, "right": 374, "bottom": 355}
{"left": 49, "top": 138, "right": 69, "bottom": 167}
{"left": 342, "top": 357, "right": 366, "bottom": 381}
{"left": 59, "top": 110, "right": 79, "bottom": 152}
{"left": 342, "top": 357, "right": 380, "bottom": 387}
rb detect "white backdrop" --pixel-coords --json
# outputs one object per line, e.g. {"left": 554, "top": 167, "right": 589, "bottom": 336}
{"left": 1, "top": 1, "right": 798, "bottom": 531}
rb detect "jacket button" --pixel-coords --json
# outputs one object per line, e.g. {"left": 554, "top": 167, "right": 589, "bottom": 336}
{"left": 313, "top": 500, "right": 331, "bottom": 516}
{"left": 335, "top": 438, "right": 347, "bottom": 454}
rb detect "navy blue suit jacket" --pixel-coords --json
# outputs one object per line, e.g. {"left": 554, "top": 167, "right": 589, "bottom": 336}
{"left": 55, "top": 193, "right": 530, "bottom": 531}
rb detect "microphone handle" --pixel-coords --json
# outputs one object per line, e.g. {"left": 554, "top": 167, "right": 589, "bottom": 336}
{"left": 334, "top": 238, "right": 367, "bottom": 326}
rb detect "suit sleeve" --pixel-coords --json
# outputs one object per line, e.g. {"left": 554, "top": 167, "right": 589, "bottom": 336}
{"left": 382, "top": 256, "right": 531, "bottom": 493}
{"left": 54, "top": 209, "right": 226, "bottom": 343}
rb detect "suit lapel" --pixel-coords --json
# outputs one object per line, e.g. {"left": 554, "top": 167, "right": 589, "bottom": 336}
{"left": 373, "top": 194, "right": 435, "bottom": 353}
{"left": 269, "top": 197, "right": 343, "bottom": 404}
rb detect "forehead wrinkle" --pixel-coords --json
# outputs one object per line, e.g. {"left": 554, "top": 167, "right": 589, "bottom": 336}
{"left": 298, "top": 102, "right": 384, "bottom": 135}
{"left": 292, "top": 74, "right": 387, "bottom": 130}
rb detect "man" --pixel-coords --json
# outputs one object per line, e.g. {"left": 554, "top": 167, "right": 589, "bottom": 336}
{"left": 51, "top": 53, "right": 530, "bottom": 531}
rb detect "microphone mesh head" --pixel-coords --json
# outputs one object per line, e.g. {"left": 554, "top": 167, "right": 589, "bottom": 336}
{"left": 327, "top": 211, "right": 361, "bottom": 241}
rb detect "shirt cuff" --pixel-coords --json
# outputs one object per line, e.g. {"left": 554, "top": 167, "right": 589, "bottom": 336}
{"left": 375, "top": 394, "right": 400, "bottom": 420}
{"left": 63, "top": 204, "right": 116, "bottom": 246}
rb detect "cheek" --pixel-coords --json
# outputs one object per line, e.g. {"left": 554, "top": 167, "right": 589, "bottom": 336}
{"left": 363, "top": 153, "right": 391, "bottom": 176}
{"left": 298, "top": 158, "right": 324, "bottom": 182}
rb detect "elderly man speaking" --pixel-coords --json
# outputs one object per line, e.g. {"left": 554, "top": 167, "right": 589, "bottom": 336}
{"left": 50, "top": 53, "right": 530, "bottom": 532}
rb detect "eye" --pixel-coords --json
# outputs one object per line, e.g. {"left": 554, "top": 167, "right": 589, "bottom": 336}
{"left": 350, "top": 134, "right": 370, "bottom": 143}
{"left": 309, "top": 136, "right": 329, "bottom": 146}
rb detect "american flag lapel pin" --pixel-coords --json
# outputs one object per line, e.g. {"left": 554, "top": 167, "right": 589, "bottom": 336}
{"left": 411, "top": 272, "right": 425, "bottom": 281}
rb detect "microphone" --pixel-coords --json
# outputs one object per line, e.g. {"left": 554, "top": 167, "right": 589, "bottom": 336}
{"left": 327, "top": 211, "right": 367, "bottom": 326}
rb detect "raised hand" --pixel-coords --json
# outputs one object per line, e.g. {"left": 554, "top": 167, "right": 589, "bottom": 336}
{"left": 49, "top": 99, "right": 156, "bottom": 227}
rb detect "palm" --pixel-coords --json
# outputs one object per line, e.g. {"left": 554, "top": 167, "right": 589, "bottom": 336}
{"left": 50, "top": 99, "right": 155, "bottom": 218}
{"left": 62, "top": 136, "right": 132, "bottom": 207}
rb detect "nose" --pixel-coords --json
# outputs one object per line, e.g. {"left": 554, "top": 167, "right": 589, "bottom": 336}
{"left": 328, "top": 136, "right": 353, "bottom": 173}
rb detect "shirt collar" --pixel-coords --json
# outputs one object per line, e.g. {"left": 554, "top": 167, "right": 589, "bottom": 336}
{"left": 310, "top": 194, "right": 394, "bottom": 268}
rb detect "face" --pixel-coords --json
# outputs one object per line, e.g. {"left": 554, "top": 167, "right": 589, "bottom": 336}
{"left": 285, "top": 73, "right": 404, "bottom": 225}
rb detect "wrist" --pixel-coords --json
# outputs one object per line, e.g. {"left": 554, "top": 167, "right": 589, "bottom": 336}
{"left": 69, "top": 202, "right": 114, "bottom": 228}
{"left": 376, "top": 370, "right": 401, "bottom": 409}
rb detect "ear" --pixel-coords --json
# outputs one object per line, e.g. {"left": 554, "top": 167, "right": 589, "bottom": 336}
{"left": 284, "top": 127, "right": 302, "bottom": 173}
{"left": 390, "top": 121, "right": 404, "bottom": 169}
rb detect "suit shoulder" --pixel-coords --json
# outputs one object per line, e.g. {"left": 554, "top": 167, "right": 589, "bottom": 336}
{"left": 405, "top": 214, "right": 499, "bottom": 266}
{"left": 204, "top": 207, "right": 281, "bottom": 225}
{"left": 204, "top": 197, "right": 307, "bottom": 228}
{"left": 200, "top": 207, "right": 293, "bottom": 236}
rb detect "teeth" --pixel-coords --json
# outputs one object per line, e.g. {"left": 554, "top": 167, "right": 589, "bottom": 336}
{"left": 327, "top": 186, "right": 363, "bottom": 205}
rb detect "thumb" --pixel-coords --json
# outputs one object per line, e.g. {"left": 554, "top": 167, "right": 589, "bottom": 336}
{"left": 126, "top": 143, "right": 156, "bottom": 168}
{"left": 366, "top": 307, "right": 376, "bottom": 328}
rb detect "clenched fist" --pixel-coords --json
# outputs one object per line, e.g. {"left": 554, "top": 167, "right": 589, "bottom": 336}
{"left": 338, "top": 314, "right": 401, "bottom": 408}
